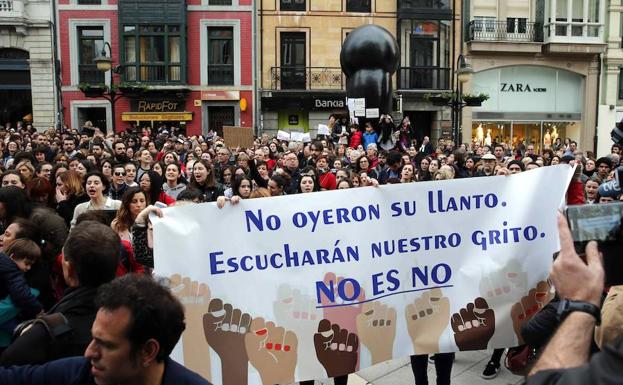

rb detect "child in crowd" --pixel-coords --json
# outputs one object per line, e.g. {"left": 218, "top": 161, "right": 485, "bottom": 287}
{"left": 0, "top": 238, "right": 42, "bottom": 346}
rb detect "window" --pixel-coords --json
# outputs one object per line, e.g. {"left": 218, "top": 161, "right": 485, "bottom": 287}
{"left": 507, "top": 18, "right": 527, "bottom": 34}
{"left": 619, "top": 68, "right": 623, "bottom": 100}
{"left": 346, "top": 0, "right": 371, "bottom": 12}
{"left": 77, "top": 0, "right": 102, "bottom": 4}
{"left": 122, "top": 24, "right": 182, "bottom": 83}
{"left": 207, "top": 27, "right": 234, "bottom": 85}
{"left": 550, "top": 0, "right": 602, "bottom": 39}
{"left": 473, "top": 16, "right": 495, "bottom": 33}
{"left": 77, "top": 27, "right": 105, "bottom": 84}
{"left": 280, "top": 0, "right": 305, "bottom": 11}
{"left": 208, "top": 0, "right": 232, "bottom": 4}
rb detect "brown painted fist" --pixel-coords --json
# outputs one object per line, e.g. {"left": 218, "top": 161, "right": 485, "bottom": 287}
{"left": 313, "top": 319, "right": 359, "bottom": 378}
{"left": 451, "top": 297, "right": 495, "bottom": 351}
{"left": 244, "top": 317, "right": 298, "bottom": 385}
{"left": 203, "top": 298, "right": 252, "bottom": 385}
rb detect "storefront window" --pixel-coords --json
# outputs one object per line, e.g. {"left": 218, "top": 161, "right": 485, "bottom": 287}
{"left": 472, "top": 122, "right": 511, "bottom": 147}
{"left": 471, "top": 121, "right": 577, "bottom": 153}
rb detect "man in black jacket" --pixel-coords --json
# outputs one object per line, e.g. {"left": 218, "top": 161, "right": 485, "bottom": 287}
{"left": 0, "top": 221, "right": 119, "bottom": 366}
{"left": 525, "top": 214, "right": 622, "bottom": 385}
{"left": 0, "top": 275, "right": 211, "bottom": 385}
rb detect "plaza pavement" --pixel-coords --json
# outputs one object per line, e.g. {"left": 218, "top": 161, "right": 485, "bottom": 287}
{"left": 315, "top": 349, "right": 525, "bottom": 385}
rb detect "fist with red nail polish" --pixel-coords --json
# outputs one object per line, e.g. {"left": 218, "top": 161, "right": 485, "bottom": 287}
{"left": 511, "top": 281, "right": 554, "bottom": 344}
{"left": 244, "top": 317, "right": 298, "bottom": 385}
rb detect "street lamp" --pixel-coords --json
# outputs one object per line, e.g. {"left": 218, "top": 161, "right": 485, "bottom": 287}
{"left": 83, "top": 41, "right": 123, "bottom": 132}
{"left": 451, "top": 54, "right": 474, "bottom": 145}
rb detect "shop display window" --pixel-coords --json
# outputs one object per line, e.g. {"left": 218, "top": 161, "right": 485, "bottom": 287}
{"left": 472, "top": 121, "right": 575, "bottom": 153}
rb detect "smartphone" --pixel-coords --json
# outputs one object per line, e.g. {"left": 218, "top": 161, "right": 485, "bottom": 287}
{"left": 566, "top": 202, "right": 623, "bottom": 286}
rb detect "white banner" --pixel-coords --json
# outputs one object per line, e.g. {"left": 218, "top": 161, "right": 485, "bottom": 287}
{"left": 153, "top": 165, "right": 574, "bottom": 385}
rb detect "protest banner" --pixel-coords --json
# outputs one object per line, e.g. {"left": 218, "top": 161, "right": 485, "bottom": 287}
{"left": 153, "top": 165, "right": 574, "bottom": 385}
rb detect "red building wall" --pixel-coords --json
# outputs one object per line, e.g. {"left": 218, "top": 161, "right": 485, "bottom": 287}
{"left": 59, "top": 3, "right": 254, "bottom": 137}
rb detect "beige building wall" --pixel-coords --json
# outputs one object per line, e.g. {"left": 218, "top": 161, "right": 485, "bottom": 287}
{"left": 259, "top": 0, "right": 397, "bottom": 90}
{"left": 463, "top": 0, "right": 605, "bottom": 150}
{"left": 0, "top": 0, "right": 56, "bottom": 129}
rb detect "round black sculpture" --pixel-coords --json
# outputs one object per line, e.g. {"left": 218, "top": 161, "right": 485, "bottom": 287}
{"left": 340, "top": 24, "right": 400, "bottom": 116}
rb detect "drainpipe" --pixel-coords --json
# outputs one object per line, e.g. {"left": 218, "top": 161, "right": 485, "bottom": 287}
{"left": 51, "top": 0, "right": 62, "bottom": 129}
{"left": 255, "top": 0, "right": 262, "bottom": 136}
{"left": 594, "top": 54, "right": 601, "bottom": 155}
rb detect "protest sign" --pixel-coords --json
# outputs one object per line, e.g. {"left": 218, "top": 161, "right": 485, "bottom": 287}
{"left": 153, "top": 165, "right": 574, "bottom": 385}
{"left": 222, "top": 126, "right": 254, "bottom": 148}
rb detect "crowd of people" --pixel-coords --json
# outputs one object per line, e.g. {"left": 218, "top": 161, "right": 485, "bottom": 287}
{"left": 0, "top": 113, "right": 621, "bottom": 385}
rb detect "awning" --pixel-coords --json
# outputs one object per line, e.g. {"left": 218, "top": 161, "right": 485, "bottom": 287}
{"left": 121, "top": 112, "right": 193, "bottom": 122}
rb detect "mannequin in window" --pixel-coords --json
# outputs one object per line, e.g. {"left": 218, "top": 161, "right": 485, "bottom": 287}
{"left": 484, "top": 128, "right": 492, "bottom": 146}
{"left": 476, "top": 124, "right": 484, "bottom": 145}
{"left": 543, "top": 128, "right": 552, "bottom": 149}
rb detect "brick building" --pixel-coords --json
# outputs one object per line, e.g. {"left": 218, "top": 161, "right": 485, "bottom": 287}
{"left": 57, "top": 0, "right": 254, "bottom": 136}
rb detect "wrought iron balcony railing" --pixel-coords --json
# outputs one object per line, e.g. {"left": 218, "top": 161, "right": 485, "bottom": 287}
{"left": 79, "top": 65, "right": 105, "bottom": 84}
{"left": 0, "top": 0, "right": 22, "bottom": 17}
{"left": 468, "top": 20, "right": 543, "bottom": 43}
{"left": 270, "top": 67, "right": 344, "bottom": 90}
{"left": 398, "top": 0, "right": 450, "bottom": 11}
{"left": 398, "top": 66, "right": 450, "bottom": 90}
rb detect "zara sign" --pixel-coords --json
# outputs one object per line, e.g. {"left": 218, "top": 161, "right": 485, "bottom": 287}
{"left": 472, "top": 66, "right": 582, "bottom": 114}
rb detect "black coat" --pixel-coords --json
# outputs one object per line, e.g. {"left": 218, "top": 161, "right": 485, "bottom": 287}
{"left": 0, "top": 286, "right": 98, "bottom": 366}
{"left": 0, "top": 253, "right": 42, "bottom": 319}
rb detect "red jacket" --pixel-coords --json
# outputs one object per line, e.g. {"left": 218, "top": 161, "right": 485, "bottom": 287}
{"left": 319, "top": 172, "right": 337, "bottom": 190}
{"left": 566, "top": 180, "right": 585, "bottom": 205}
{"left": 349, "top": 131, "right": 362, "bottom": 149}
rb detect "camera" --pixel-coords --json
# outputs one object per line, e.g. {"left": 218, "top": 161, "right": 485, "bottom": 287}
{"left": 565, "top": 201, "right": 623, "bottom": 286}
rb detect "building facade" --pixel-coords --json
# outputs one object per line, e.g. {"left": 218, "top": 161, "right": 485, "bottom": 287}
{"left": 0, "top": 0, "right": 57, "bottom": 129}
{"left": 58, "top": 0, "right": 254, "bottom": 136}
{"left": 462, "top": 0, "right": 606, "bottom": 152}
{"left": 258, "top": 0, "right": 396, "bottom": 136}
{"left": 597, "top": 0, "right": 622, "bottom": 155}
{"left": 396, "top": 0, "right": 457, "bottom": 141}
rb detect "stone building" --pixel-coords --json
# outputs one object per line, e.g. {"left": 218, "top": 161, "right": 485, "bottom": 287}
{"left": 0, "top": 0, "right": 57, "bottom": 129}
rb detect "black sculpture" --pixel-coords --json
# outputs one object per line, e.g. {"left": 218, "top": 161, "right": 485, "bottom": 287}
{"left": 340, "top": 24, "right": 400, "bottom": 116}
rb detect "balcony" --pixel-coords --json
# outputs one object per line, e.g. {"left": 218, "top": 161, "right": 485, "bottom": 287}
{"left": 79, "top": 65, "right": 105, "bottom": 84}
{"left": 398, "top": 66, "right": 450, "bottom": 90}
{"left": 468, "top": 20, "right": 543, "bottom": 43}
{"left": 398, "top": 0, "right": 451, "bottom": 18}
{"left": 270, "top": 67, "right": 343, "bottom": 90}
{"left": 0, "top": 0, "right": 23, "bottom": 18}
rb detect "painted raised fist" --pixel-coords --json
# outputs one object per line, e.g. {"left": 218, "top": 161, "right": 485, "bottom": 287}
{"left": 356, "top": 301, "right": 396, "bottom": 364}
{"left": 244, "top": 317, "right": 298, "bottom": 385}
{"left": 451, "top": 297, "right": 495, "bottom": 351}
{"left": 169, "top": 274, "right": 211, "bottom": 380}
{"left": 314, "top": 319, "right": 359, "bottom": 378}
{"left": 511, "top": 281, "right": 554, "bottom": 344}
{"left": 203, "top": 298, "right": 251, "bottom": 385}
{"left": 340, "top": 24, "right": 399, "bottom": 115}
{"left": 405, "top": 288, "right": 450, "bottom": 354}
